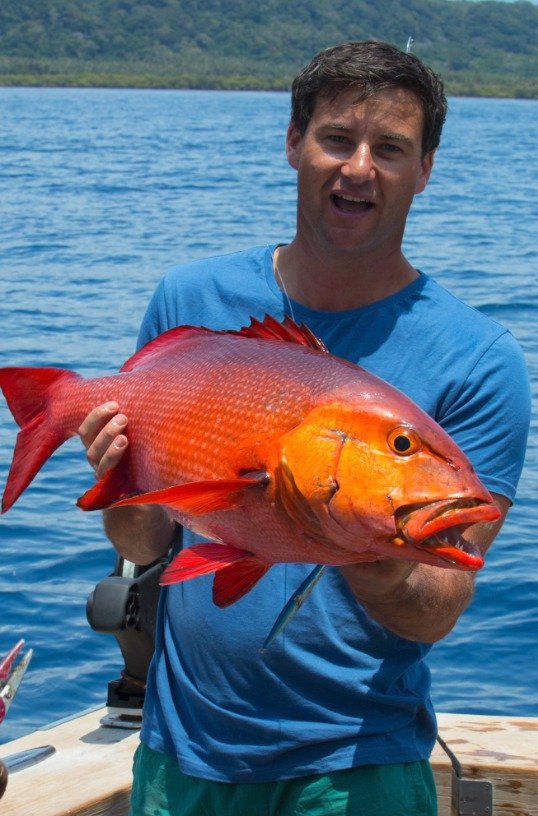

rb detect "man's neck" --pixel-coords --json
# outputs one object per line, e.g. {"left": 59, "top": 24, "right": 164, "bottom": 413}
{"left": 274, "top": 242, "right": 419, "bottom": 312}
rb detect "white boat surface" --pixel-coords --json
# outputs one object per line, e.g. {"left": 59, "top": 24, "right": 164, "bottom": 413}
{"left": 0, "top": 706, "right": 536, "bottom": 815}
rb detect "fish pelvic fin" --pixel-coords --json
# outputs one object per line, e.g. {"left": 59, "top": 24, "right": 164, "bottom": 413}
{"left": 0, "top": 367, "right": 81, "bottom": 513}
{"left": 160, "top": 543, "right": 253, "bottom": 585}
{"left": 212, "top": 559, "right": 269, "bottom": 607}
{"left": 160, "top": 543, "right": 269, "bottom": 604}
{"left": 83, "top": 472, "right": 270, "bottom": 515}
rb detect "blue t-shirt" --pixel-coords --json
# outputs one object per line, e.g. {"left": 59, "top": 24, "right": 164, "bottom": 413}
{"left": 137, "top": 244, "right": 530, "bottom": 782}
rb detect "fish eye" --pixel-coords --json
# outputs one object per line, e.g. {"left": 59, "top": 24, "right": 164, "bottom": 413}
{"left": 387, "top": 428, "right": 421, "bottom": 456}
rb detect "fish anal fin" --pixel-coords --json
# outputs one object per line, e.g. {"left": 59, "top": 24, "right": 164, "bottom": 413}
{"left": 213, "top": 559, "right": 269, "bottom": 607}
{"left": 160, "top": 543, "right": 252, "bottom": 586}
{"left": 77, "top": 456, "right": 135, "bottom": 511}
{"left": 102, "top": 473, "right": 269, "bottom": 515}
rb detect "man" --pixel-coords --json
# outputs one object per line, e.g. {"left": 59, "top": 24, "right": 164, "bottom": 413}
{"left": 79, "top": 41, "right": 530, "bottom": 815}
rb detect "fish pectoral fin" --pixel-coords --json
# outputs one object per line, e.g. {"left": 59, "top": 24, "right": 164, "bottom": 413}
{"left": 105, "top": 472, "right": 270, "bottom": 516}
{"left": 159, "top": 543, "right": 253, "bottom": 586}
{"left": 212, "top": 559, "right": 270, "bottom": 607}
{"left": 275, "top": 461, "right": 329, "bottom": 543}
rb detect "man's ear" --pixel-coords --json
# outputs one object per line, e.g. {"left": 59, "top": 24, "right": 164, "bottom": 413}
{"left": 286, "top": 121, "right": 303, "bottom": 170}
{"left": 415, "top": 149, "right": 435, "bottom": 194}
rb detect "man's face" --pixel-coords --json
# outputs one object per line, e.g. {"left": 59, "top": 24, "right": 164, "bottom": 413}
{"left": 286, "top": 86, "right": 434, "bottom": 260}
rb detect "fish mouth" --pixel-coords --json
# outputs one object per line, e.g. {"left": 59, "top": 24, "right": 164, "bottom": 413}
{"left": 395, "top": 498, "right": 501, "bottom": 570}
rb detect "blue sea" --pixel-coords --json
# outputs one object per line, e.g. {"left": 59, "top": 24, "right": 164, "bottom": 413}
{"left": 0, "top": 89, "right": 536, "bottom": 744}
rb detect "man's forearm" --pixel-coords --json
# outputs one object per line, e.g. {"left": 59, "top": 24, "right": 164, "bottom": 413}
{"left": 341, "top": 561, "right": 474, "bottom": 642}
{"left": 341, "top": 494, "right": 509, "bottom": 643}
{"left": 103, "top": 504, "right": 176, "bottom": 565}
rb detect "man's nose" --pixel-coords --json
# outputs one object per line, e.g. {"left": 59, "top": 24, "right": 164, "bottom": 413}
{"left": 341, "top": 144, "right": 375, "bottom": 182}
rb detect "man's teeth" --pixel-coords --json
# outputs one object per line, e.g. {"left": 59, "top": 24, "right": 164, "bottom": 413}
{"left": 337, "top": 194, "right": 371, "bottom": 204}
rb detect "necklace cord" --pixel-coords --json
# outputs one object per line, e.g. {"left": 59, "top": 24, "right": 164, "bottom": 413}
{"left": 273, "top": 255, "right": 296, "bottom": 321}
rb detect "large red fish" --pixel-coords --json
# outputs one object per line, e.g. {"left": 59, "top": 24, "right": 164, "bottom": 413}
{"left": 0, "top": 316, "right": 499, "bottom": 608}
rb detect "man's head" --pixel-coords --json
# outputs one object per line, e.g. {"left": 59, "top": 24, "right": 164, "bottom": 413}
{"left": 291, "top": 41, "right": 447, "bottom": 156}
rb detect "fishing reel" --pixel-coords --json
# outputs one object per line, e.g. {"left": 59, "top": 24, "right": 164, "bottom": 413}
{"left": 86, "top": 555, "right": 167, "bottom": 729}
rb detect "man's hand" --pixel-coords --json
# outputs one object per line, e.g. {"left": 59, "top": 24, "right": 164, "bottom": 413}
{"left": 340, "top": 493, "right": 510, "bottom": 643}
{"left": 78, "top": 402, "right": 128, "bottom": 479}
{"left": 78, "top": 403, "right": 176, "bottom": 564}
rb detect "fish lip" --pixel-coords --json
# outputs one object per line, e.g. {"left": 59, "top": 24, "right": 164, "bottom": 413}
{"left": 395, "top": 497, "right": 501, "bottom": 569}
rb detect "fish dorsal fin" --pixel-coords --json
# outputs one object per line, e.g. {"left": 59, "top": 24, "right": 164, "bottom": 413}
{"left": 121, "top": 315, "right": 328, "bottom": 373}
{"left": 233, "top": 315, "right": 329, "bottom": 352}
{"left": 120, "top": 325, "right": 211, "bottom": 373}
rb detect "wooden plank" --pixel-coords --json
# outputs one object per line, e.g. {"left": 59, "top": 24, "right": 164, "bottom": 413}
{"left": 434, "top": 712, "right": 538, "bottom": 816}
{"left": 0, "top": 709, "right": 536, "bottom": 815}
{"left": 0, "top": 708, "right": 138, "bottom": 816}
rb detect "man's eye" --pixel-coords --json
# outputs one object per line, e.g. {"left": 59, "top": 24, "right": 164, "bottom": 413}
{"left": 380, "top": 143, "right": 402, "bottom": 153}
{"left": 327, "top": 135, "right": 351, "bottom": 145}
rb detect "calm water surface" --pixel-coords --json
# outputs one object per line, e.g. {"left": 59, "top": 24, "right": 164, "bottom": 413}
{"left": 0, "top": 89, "right": 536, "bottom": 742}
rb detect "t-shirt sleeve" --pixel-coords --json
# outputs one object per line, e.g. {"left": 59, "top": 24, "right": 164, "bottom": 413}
{"left": 137, "top": 277, "right": 174, "bottom": 349}
{"left": 439, "top": 330, "right": 530, "bottom": 502}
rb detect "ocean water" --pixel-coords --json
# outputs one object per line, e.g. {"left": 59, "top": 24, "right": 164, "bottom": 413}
{"left": 0, "top": 89, "right": 536, "bottom": 744}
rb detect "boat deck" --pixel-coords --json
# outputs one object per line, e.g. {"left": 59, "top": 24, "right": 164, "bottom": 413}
{"left": 0, "top": 708, "right": 536, "bottom": 815}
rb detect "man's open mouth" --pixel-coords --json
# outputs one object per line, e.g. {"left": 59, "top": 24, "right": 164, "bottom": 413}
{"left": 331, "top": 193, "right": 374, "bottom": 214}
{"left": 395, "top": 497, "right": 501, "bottom": 569}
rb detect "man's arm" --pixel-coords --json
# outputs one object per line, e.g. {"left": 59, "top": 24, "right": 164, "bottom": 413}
{"left": 340, "top": 493, "right": 510, "bottom": 643}
{"left": 78, "top": 402, "right": 176, "bottom": 564}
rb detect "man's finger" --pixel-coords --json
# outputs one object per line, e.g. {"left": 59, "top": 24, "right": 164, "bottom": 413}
{"left": 78, "top": 402, "right": 120, "bottom": 449}
{"left": 85, "top": 414, "right": 128, "bottom": 473}
{"left": 95, "top": 434, "right": 129, "bottom": 480}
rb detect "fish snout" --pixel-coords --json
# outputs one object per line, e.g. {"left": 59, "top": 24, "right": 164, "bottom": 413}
{"left": 394, "top": 497, "right": 501, "bottom": 570}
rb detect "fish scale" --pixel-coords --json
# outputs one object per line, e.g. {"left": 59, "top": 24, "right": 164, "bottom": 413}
{"left": 0, "top": 316, "right": 500, "bottom": 612}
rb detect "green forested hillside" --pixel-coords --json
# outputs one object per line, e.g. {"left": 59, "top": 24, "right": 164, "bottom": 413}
{"left": 0, "top": 0, "right": 536, "bottom": 96}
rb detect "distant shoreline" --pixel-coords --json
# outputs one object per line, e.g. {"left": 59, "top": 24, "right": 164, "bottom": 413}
{"left": 1, "top": 76, "right": 536, "bottom": 100}
{"left": 2, "top": 0, "right": 536, "bottom": 103}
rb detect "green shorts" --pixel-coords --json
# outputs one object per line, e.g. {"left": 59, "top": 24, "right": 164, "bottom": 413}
{"left": 129, "top": 743, "right": 437, "bottom": 816}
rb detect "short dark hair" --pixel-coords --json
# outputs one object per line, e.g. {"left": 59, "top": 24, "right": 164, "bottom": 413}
{"left": 291, "top": 41, "right": 447, "bottom": 155}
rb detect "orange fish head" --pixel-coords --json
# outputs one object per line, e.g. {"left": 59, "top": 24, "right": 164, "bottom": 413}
{"left": 276, "top": 401, "right": 501, "bottom": 571}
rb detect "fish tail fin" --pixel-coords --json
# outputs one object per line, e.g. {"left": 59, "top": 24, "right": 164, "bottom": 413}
{"left": 0, "top": 367, "right": 81, "bottom": 513}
